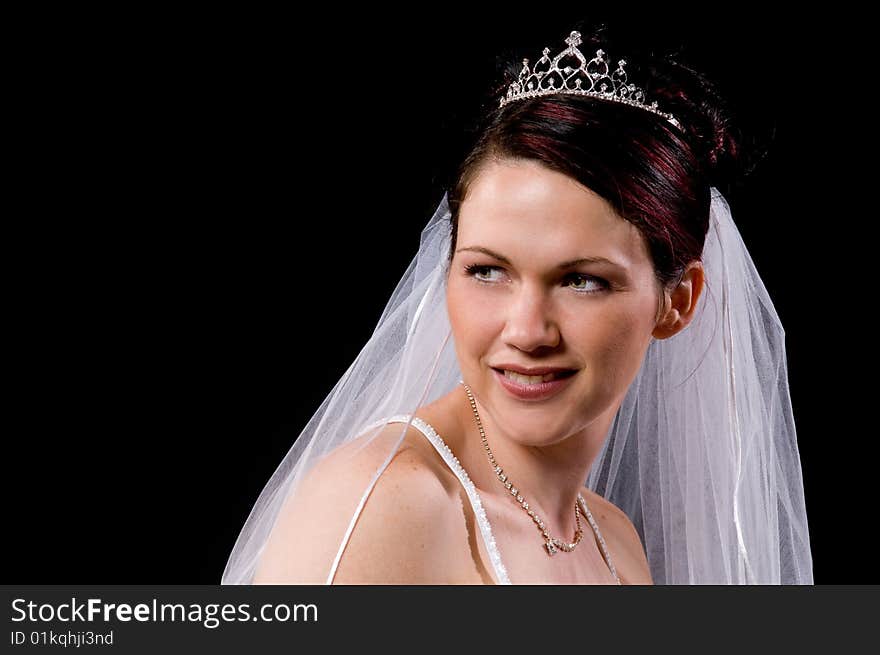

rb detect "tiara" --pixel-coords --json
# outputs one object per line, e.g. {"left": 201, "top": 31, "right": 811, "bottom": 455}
{"left": 500, "top": 30, "right": 681, "bottom": 129}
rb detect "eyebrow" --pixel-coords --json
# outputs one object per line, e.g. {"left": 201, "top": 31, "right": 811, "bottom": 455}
{"left": 455, "top": 246, "right": 626, "bottom": 270}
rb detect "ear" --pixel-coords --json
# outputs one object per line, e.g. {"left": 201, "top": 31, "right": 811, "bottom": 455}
{"left": 652, "top": 261, "right": 705, "bottom": 340}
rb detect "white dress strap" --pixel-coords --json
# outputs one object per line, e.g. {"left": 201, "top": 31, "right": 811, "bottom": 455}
{"left": 386, "top": 415, "right": 512, "bottom": 585}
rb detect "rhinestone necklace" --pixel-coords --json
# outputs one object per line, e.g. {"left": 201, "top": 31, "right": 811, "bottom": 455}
{"left": 462, "top": 382, "right": 585, "bottom": 556}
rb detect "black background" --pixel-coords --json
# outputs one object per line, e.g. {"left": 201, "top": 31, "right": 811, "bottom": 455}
{"left": 7, "top": 6, "right": 874, "bottom": 583}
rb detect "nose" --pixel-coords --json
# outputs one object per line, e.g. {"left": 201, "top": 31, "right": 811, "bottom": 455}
{"left": 500, "top": 283, "right": 561, "bottom": 351}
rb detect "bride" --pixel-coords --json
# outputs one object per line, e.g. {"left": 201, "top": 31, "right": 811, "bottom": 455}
{"left": 223, "top": 26, "right": 813, "bottom": 585}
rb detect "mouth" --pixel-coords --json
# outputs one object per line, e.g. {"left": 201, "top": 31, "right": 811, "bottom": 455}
{"left": 491, "top": 367, "right": 578, "bottom": 401}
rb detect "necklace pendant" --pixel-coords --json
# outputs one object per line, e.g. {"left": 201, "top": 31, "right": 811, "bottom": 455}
{"left": 545, "top": 540, "right": 558, "bottom": 556}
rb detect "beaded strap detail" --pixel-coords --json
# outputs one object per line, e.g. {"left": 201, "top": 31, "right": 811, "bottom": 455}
{"left": 577, "top": 495, "right": 621, "bottom": 584}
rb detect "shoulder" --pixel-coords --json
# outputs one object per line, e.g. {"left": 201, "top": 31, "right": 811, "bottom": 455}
{"left": 254, "top": 420, "right": 459, "bottom": 584}
{"left": 582, "top": 487, "right": 653, "bottom": 585}
{"left": 333, "top": 426, "right": 461, "bottom": 583}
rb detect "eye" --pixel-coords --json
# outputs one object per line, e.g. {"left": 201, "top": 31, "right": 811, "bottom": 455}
{"left": 566, "top": 273, "right": 609, "bottom": 294}
{"left": 463, "top": 265, "right": 609, "bottom": 294}
{"left": 463, "top": 264, "right": 503, "bottom": 283}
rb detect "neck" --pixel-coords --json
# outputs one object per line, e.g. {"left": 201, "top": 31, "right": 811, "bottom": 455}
{"left": 454, "top": 385, "right": 615, "bottom": 536}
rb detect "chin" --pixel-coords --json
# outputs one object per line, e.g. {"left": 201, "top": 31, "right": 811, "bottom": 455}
{"left": 486, "top": 393, "right": 580, "bottom": 445}
{"left": 485, "top": 378, "right": 614, "bottom": 440}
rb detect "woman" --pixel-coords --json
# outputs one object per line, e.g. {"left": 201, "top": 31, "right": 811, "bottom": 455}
{"left": 222, "top": 27, "right": 813, "bottom": 585}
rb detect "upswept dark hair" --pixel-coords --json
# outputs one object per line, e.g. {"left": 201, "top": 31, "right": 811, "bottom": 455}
{"left": 446, "top": 26, "right": 745, "bottom": 293}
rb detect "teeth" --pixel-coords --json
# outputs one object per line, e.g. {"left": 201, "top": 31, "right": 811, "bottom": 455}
{"left": 503, "top": 370, "right": 559, "bottom": 384}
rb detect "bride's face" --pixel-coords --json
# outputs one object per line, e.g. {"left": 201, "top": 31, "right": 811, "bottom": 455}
{"left": 446, "top": 159, "right": 663, "bottom": 445}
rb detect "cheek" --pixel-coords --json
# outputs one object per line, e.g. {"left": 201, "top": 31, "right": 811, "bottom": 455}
{"left": 580, "top": 303, "right": 655, "bottom": 395}
{"left": 446, "top": 281, "right": 497, "bottom": 352}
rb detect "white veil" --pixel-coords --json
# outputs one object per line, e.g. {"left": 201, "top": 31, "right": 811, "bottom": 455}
{"left": 221, "top": 187, "right": 813, "bottom": 585}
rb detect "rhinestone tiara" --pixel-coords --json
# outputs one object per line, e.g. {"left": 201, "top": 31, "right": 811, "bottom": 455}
{"left": 499, "top": 30, "right": 681, "bottom": 129}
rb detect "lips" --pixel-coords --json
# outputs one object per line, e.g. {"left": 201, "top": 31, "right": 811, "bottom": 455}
{"left": 492, "top": 367, "right": 578, "bottom": 401}
{"left": 492, "top": 364, "right": 577, "bottom": 375}
{"left": 493, "top": 368, "right": 576, "bottom": 382}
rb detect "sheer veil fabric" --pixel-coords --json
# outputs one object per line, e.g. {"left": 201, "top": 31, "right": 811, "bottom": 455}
{"left": 221, "top": 188, "right": 813, "bottom": 585}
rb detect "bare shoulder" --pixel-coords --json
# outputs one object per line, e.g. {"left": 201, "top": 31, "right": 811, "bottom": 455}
{"left": 253, "top": 421, "right": 458, "bottom": 584}
{"left": 582, "top": 487, "right": 653, "bottom": 585}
